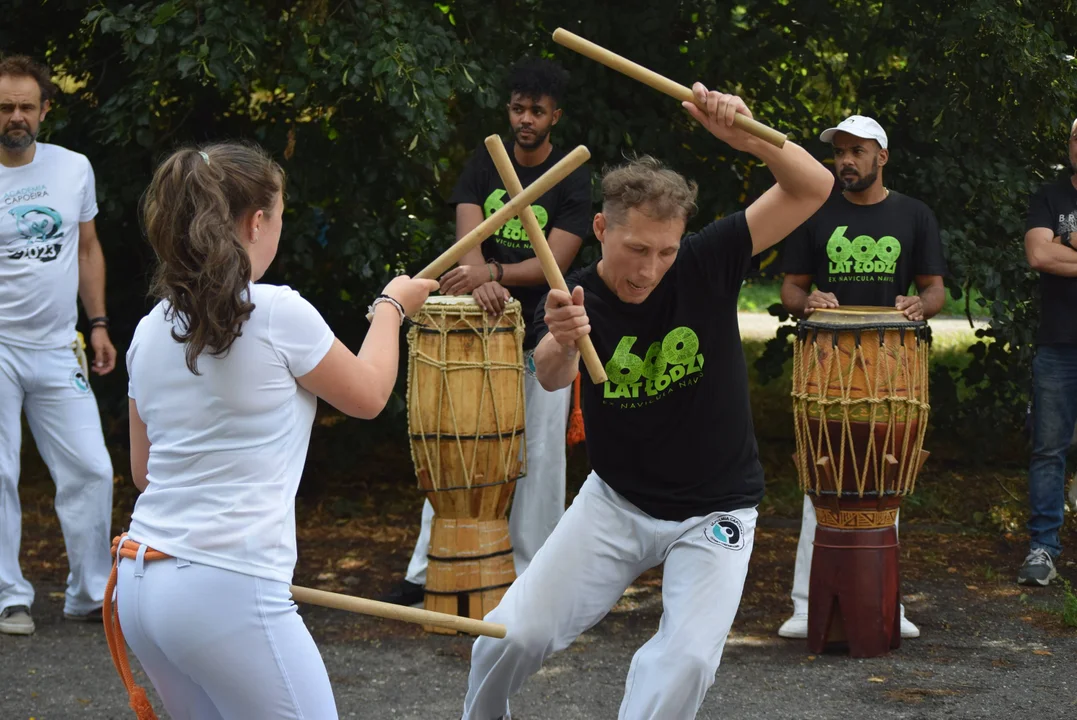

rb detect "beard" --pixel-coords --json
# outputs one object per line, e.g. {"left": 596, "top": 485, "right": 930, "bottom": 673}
{"left": 0, "top": 123, "right": 37, "bottom": 150}
{"left": 840, "top": 156, "right": 880, "bottom": 192}
{"left": 514, "top": 125, "right": 549, "bottom": 150}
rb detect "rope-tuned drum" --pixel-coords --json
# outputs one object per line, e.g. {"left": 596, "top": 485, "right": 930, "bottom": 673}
{"left": 407, "top": 296, "right": 526, "bottom": 631}
{"left": 793, "top": 306, "right": 930, "bottom": 524}
{"left": 791, "top": 306, "right": 931, "bottom": 657}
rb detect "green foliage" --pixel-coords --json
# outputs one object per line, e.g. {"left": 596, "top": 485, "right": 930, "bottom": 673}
{"left": 742, "top": 0, "right": 1077, "bottom": 454}
{"left": 1063, "top": 578, "right": 1077, "bottom": 628}
{"left": 3, "top": 0, "right": 1076, "bottom": 465}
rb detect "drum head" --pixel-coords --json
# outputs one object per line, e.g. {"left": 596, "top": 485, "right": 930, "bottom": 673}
{"left": 417, "top": 294, "right": 521, "bottom": 317}
{"left": 419, "top": 294, "right": 520, "bottom": 310}
{"left": 423, "top": 294, "right": 484, "bottom": 308}
{"left": 801, "top": 306, "right": 924, "bottom": 330}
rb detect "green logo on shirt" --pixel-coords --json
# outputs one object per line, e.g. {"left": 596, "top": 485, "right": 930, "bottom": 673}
{"left": 826, "top": 225, "right": 901, "bottom": 279}
{"left": 4, "top": 204, "right": 64, "bottom": 263}
{"left": 602, "top": 326, "right": 705, "bottom": 407}
{"left": 484, "top": 189, "right": 548, "bottom": 249}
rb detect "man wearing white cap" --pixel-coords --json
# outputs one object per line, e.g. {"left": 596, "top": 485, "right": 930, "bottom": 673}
{"left": 776, "top": 115, "right": 947, "bottom": 640}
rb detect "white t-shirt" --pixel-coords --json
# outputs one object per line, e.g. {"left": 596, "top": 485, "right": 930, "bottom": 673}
{"left": 126, "top": 284, "right": 335, "bottom": 584}
{"left": 0, "top": 142, "right": 98, "bottom": 348}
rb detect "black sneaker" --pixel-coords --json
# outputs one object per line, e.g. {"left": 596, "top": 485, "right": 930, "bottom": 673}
{"left": 1017, "top": 548, "right": 1058, "bottom": 586}
{"left": 64, "top": 607, "right": 104, "bottom": 623}
{"left": 377, "top": 580, "right": 425, "bottom": 607}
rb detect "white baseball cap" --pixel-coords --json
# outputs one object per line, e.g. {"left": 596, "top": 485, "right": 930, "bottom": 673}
{"left": 819, "top": 115, "right": 888, "bottom": 149}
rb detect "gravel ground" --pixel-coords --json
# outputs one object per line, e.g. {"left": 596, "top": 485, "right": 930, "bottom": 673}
{"left": 3, "top": 524, "right": 1075, "bottom": 720}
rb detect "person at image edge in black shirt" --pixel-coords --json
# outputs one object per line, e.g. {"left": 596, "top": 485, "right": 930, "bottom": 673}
{"left": 1019, "top": 117, "right": 1077, "bottom": 588}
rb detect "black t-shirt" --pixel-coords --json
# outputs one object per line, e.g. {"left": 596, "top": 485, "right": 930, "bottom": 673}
{"left": 1026, "top": 177, "right": 1077, "bottom": 346}
{"left": 535, "top": 212, "right": 764, "bottom": 521}
{"left": 781, "top": 190, "right": 947, "bottom": 304}
{"left": 448, "top": 139, "right": 592, "bottom": 349}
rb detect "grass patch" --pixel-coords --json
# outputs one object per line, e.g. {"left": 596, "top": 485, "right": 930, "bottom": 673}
{"left": 738, "top": 280, "right": 785, "bottom": 313}
{"left": 1063, "top": 579, "right": 1077, "bottom": 629}
{"left": 738, "top": 278, "right": 987, "bottom": 318}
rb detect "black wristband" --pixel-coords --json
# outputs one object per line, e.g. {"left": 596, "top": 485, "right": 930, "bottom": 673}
{"left": 89, "top": 316, "right": 109, "bottom": 329}
{"left": 1062, "top": 232, "right": 1074, "bottom": 250}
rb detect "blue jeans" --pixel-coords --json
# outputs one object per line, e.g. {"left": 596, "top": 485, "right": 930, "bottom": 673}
{"left": 1028, "top": 345, "right": 1077, "bottom": 557}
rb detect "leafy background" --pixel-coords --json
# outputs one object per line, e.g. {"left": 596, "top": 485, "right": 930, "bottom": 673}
{"left": 3, "top": 0, "right": 1076, "bottom": 481}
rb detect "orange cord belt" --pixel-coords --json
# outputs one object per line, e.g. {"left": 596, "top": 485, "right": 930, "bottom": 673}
{"left": 103, "top": 533, "right": 171, "bottom": 720}
{"left": 567, "top": 371, "right": 586, "bottom": 446}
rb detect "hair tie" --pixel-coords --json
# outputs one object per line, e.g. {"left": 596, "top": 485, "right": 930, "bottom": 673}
{"left": 198, "top": 151, "right": 210, "bottom": 165}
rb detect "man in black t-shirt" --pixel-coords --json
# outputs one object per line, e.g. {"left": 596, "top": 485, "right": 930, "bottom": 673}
{"left": 780, "top": 115, "right": 947, "bottom": 319}
{"left": 380, "top": 58, "right": 592, "bottom": 607}
{"left": 776, "top": 116, "right": 947, "bottom": 642}
{"left": 461, "top": 86, "right": 833, "bottom": 720}
{"left": 1019, "top": 117, "right": 1077, "bottom": 587}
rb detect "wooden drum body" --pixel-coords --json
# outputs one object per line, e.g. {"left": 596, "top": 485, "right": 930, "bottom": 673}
{"left": 406, "top": 296, "right": 526, "bottom": 631}
{"left": 791, "top": 307, "right": 930, "bottom": 657}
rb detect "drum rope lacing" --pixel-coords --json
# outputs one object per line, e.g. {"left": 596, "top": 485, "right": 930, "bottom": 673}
{"left": 792, "top": 326, "right": 930, "bottom": 501}
{"left": 406, "top": 303, "right": 527, "bottom": 492}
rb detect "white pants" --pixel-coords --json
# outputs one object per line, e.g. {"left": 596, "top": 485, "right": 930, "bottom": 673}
{"left": 0, "top": 342, "right": 113, "bottom": 615}
{"left": 790, "top": 494, "right": 904, "bottom": 617}
{"left": 463, "top": 473, "right": 757, "bottom": 720}
{"left": 407, "top": 371, "right": 571, "bottom": 584}
{"left": 116, "top": 548, "right": 337, "bottom": 719}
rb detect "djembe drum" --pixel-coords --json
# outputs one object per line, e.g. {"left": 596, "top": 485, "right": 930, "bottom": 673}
{"left": 406, "top": 296, "right": 526, "bottom": 633}
{"left": 791, "top": 307, "right": 931, "bottom": 657}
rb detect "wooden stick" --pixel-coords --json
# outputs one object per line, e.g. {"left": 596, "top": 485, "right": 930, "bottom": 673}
{"left": 366, "top": 145, "right": 591, "bottom": 321}
{"left": 290, "top": 584, "right": 507, "bottom": 638}
{"left": 483, "top": 136, "right": 607, "bottom": 385}
{"left": 552, "top": 28, "right": 786, "bottom": 149}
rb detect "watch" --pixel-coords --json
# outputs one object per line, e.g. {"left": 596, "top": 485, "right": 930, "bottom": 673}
{"left": 1061, "top": 231, "right": 1074, "bottom": 250}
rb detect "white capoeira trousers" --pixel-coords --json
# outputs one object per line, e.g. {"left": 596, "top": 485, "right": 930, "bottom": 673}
{"left": 116, "top": 547, "right": 338, "bottom": 719}
{"left": 406, "top": 370, "right": 571, "bottom": 584}
{"left": 0, "top": 341, "right": 113, "bottom": 615}
{"left": 790, "top": 494, "right": 905, "bottom": 617}
{"left": 463, "top": 473, "right": 758, "bottom": 720}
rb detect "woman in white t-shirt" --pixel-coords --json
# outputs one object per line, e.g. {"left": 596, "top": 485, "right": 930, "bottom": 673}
{"left": 112, "top": 141, "right": 437, "bottom": 719}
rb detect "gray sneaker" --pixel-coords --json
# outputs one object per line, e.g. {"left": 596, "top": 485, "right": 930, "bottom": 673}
{"left": 1017, "top": 548, "right": 1058, "bottom": 586}
{"left": 0, "top": 605, "right": 35, "bottom": 635}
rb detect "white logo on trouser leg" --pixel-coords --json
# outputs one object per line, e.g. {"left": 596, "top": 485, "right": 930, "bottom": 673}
{"left": 704, "top": 514, "right": 745, "bottom": 550}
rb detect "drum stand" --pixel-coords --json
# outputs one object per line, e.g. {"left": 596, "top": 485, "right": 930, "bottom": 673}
{"left": 420, "top": 472, "right": 518, "bottom": 635}
{"left": 806, "top": 455, "right": 904, "bottom": 658}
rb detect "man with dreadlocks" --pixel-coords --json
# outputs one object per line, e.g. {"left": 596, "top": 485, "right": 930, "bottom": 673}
{"left": 380, "top": 57, "right": 593, "bottom": 606}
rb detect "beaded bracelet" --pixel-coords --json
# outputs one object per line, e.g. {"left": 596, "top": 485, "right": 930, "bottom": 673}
{"left": 368, "top": 295, "right": 407, "bottom": 326}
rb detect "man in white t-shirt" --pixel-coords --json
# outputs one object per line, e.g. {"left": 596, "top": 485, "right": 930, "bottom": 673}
{"left": 0, "top": 56, "right": 116, "bottom": 635}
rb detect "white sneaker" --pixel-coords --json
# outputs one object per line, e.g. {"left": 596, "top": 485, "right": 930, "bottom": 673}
{"left": 0, "top": 605, "right": 35, "bottom": 635}
{"left": 778, "top": 613, "right": 808, "bottom": 638}
{"left": 900, "top": 615, "right": 920, "bottom": 639}
{"left": 779, "top": 612, "right": 919, "bottom": 639}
